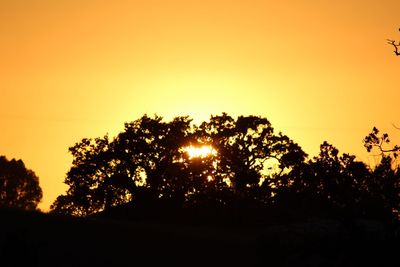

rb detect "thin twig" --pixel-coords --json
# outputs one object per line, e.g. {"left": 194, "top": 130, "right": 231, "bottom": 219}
{"left": 392, "top": 123, "right": 400, "bottom": 130}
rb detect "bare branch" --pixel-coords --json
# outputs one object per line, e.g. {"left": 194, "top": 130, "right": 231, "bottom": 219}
{"left": 387, "top": 39, "right": 400, "bottom": 56}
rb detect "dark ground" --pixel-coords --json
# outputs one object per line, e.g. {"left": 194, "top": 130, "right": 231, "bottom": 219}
{"left": 0, "top": 208, "right": 399, "bottom": 267}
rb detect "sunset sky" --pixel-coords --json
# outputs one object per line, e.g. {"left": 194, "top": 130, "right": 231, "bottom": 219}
{"left": 1, "top": 0, "right": 399, "bottom": 210}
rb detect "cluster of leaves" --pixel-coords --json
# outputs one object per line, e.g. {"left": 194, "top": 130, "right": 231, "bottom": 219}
{"left": 364, "top": 127, "right": 400, "bottom": 157}
{"left": 51, "top": 115, "right": 400, "bottom": 223}
{"left": 0, "top": 156, "right": 42, "bottom": 210}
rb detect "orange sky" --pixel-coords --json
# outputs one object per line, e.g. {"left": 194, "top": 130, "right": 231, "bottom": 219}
{"left": 1, "top": 0, "right": 399, "bottom": 210}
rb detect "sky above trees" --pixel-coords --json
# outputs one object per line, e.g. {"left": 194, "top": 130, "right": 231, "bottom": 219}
{"left": 0, "top": 0, "right": 399, "bottom": 210}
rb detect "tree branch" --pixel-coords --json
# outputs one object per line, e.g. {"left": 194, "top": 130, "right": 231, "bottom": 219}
{"left": 387, "top": 39, "right": 400, "bottom": 56}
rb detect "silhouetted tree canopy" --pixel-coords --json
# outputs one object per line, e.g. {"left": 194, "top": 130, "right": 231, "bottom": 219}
{"left": 51, "top": 114, "right": 306, "bottom": 216}
{"left": 51, "top": 114, "right": 400, "bottom": 223}
{"left": 0, "top": 156, "right": 42, "bottom": 210}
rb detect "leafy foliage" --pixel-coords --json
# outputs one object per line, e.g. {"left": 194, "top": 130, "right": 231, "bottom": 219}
{"left": 364, "top": 127, "right": 400, "bottom": 157}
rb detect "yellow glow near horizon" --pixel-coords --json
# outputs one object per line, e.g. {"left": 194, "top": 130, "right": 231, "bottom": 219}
{"left": 0, "top": 0, "right": 399, "bottom": 211}
{"left": 184, "top": 145, "right": 217, "bottom": 159}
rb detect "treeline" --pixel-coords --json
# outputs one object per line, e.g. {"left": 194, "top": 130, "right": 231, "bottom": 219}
{"left": 50, "top": 114, "right": 400, "bottom": 224}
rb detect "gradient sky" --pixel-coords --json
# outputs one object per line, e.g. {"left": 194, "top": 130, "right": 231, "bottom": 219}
{"left": 1, "top": 0, "right": 399, "bottom": 210}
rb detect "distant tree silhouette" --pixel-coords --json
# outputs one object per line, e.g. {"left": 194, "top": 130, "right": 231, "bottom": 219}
{"left": 387, "top": 28, "right": 400, "bottom": 56}
{"left": 0, "top": 156, "right": 42, "bottom": 210}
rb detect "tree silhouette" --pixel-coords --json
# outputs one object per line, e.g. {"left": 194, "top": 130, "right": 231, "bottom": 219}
{"left": 0, "top": 156, "right": 42, "bottom": 210}
{"left": 51, "top": 114, "right": 400, "bottom": 224}
{"left": 310, "top": 143, "right": 361, "bottom": 210}
{"left": 273, "top": 142, "right": 372, "bottom": 220}
{"left": 198, "top": 114, "right": 307, "bottom": 202}
{"left": 51, "top": 114, "right": 307, "bottom": 216}
{"left": 52, "top": 115, "right": 197, "bottom": 216}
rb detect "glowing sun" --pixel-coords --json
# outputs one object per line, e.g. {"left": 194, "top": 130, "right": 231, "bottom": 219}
{"left": 184, "top": 145, "right": 217, "bottom": 159}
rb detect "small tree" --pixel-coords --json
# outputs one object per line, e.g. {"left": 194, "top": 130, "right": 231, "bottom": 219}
{"left": 0, "top": 156, "right": 42, "bottom": 210}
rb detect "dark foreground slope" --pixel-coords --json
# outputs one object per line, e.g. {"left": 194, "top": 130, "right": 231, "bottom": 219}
{"left": 0, "top": 208, "right": 399, "bottom": 267}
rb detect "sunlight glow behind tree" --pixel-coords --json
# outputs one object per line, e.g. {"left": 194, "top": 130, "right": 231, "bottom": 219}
{"left": 183, "top": 145, "right": 217, "bottom": 159}
{"left": 51, "top": 113, "right": 306, "bottom": 216}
